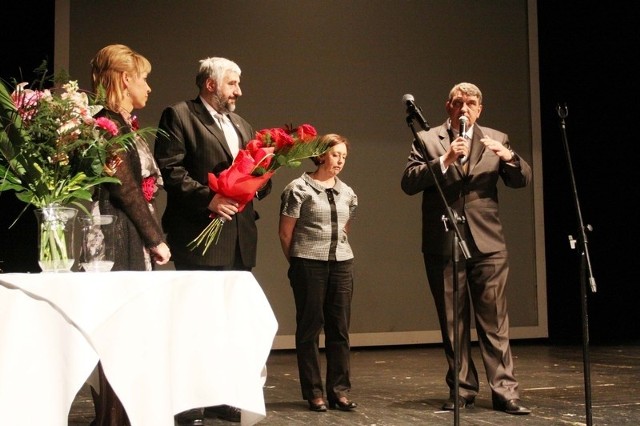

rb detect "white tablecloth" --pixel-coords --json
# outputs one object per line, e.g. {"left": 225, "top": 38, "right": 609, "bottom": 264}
{"left": 0, "top": 271, "right": 278, "bottom": 426}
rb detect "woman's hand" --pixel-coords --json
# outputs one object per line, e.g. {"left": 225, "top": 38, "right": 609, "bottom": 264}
{"left": 150, "top": 242, "right": 171, "bottom": 265}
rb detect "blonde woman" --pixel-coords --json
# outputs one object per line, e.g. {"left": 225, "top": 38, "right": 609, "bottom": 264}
{"left": 88, "top": 44, "right": 170, "bottom": 426}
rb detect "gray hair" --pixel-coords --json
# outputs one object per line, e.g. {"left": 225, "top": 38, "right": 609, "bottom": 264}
{"left": 195, "top": 57, "right": 241, "bottom": 89}
{"left": 448, "top": 82, "right": 483, "bottom": 104}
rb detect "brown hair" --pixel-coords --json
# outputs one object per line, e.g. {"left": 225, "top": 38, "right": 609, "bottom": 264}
{"left": 90, "top": 44, "right": 151, "bottom": 112}
{"left": 311, "top": 133, "right": 349, "bottom": 166}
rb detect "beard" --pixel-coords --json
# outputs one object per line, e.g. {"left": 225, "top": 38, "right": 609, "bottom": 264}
{"left": 212, "top": 92, "right": 235, "bottom": 113}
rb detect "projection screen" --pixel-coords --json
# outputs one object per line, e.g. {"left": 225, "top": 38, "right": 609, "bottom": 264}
{"left": 55, "top": 0, "right": 546, "bottom": 349}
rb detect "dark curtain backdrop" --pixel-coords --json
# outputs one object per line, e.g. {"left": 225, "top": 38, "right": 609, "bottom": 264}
{"left": 0, "top": 2, "right": 55, "bottom": 273}
{"left": 2, "top": 1, "right": 638, "bottom": 344}
{"left": 62, "top": 0, "right": 541, "bottom": 346}
{"left": 537, "top": 3, "right": 639, "bottom": 344}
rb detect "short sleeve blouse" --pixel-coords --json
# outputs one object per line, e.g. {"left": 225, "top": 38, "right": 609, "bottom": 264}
{"left": 280, "top": 172, "right": 357, "bottom": 261}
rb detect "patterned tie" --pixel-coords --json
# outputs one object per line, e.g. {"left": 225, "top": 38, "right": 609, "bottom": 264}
{"left": 460, "top": 134, "right": 471, "bottom": 174}
{"left": 215, "top": 113, "right": 240, "bottom": 159}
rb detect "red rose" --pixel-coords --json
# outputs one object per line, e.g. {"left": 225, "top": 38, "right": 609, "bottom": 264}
{"left": 296, "top": 124, "right": 317, "bottom": 141}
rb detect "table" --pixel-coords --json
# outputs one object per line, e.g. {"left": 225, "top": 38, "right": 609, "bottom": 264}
{"left": 0, "top": 271, "right": 278, "bottom": 426}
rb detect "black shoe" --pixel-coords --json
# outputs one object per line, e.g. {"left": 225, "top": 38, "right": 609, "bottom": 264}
{"left": 307, "top": 398, "right": 327, "bottom": 412}
{"left": 442, "top": 396, "right": 475, "bottom": 411}
{"left": 203, "top": 404, "right": 241, "bottom": 422}
{"left": 174, "top": 408, "right": 203, "bottom": 426}
{"left": 328, "top": 398, "right": 357, "bottom": 411}
{"left": 493, "top": 398, "right": 531, "bottom": 415}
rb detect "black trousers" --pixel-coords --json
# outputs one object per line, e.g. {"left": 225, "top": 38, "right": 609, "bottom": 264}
{"left": 288, "top": 257, "right": 354, "bottom": 401}
{"left": 90, "top": 362, "right": 130, "bottom": 426}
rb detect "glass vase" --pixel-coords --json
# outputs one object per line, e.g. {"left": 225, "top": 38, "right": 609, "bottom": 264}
{"left": 34, "top": 205, "right": 78, "bottom": 273}
{"left": 79, "top": 214, "right": 117, "bottom": 272}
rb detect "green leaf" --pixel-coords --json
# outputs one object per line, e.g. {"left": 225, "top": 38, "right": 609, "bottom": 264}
{"left": 0, "top": 66, "right": 162, "bottom": 220}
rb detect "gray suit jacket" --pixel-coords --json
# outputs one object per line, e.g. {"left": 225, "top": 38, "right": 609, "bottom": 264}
{"left": 401, "top": 121, "right": 531, "bottom": 256}
{"left": 154, "top": 97, "right": 271, "bottom": 267}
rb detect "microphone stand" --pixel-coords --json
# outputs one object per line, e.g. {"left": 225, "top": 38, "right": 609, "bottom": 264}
{"left": 405, "top": 112, "right": 471, "bottom": 426}
{"left": 557, "top": 104, "right": 596, "bottom": 426}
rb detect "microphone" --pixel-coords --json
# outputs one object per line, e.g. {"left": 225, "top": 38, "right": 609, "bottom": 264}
{"left": 403, "top": 94, "right": 430, "bottom": 130}
{"left": 459, "top": 115, "right": 468, "bottom": 137}
{"left": 459, "top": 115, "right": 469, "bottom": 164}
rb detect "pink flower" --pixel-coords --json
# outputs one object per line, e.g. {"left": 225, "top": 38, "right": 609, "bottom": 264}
{"left": 11, "top": 83, "right": 49, "bottom": 122}
{"left": 141, "top": 176, "right": 157, "bottom": 202}
{"left": 95, "top": 117, "right": 119, "bottom": 136}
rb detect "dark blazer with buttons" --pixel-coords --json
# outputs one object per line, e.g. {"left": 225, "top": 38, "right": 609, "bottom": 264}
{"left": 154, "top": 97, "right": 271, "bottom": 267}
{"left": 401, "top": 121, "right": 531, "bottom": 256}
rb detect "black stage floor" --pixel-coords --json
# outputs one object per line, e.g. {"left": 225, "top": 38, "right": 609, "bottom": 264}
{"left": 69, "top": 341, "right": 640, "bottom": 425}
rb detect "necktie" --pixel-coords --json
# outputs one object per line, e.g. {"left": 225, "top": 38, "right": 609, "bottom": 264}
{"left": 215, "top": 113, "right": 240, "bottom": 159}
{"left": 460, "top": 134, "right": 471, "bottom": 174}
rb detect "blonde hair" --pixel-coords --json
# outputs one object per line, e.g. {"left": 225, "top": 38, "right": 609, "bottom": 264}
{"left": 311, "top": 134, "right": 349, "bottom": 166}
{"left": 90, "top": 44, "right": 151, "bottom": 112}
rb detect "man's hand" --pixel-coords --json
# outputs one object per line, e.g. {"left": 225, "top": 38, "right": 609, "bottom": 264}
{"left": 443, "top": 135, "right": 470, "bottom": 168}
{"left": 208, "top": 193, "right": 240, "bottom": 221}
{"left": 481, "top": 137, "right": 513, "bottom": 161}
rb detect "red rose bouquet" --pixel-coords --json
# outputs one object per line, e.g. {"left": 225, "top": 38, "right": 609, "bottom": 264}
{"left": 188, "top": 123, "right": 327, "bottom": 255}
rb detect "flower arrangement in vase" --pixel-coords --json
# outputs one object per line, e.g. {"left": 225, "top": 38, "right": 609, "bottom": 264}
{"left": 0, "top": 63, "right": 156, "bottom": 271}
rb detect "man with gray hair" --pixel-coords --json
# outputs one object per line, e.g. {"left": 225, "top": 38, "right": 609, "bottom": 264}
{"left": 401, "top": 82, "right": 532, "bottom": 416}
{"left": 154, "top": 57, "right": 271, "bottom": 425}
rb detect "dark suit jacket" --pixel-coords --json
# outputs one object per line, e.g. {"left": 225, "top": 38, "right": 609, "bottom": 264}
{"left": 154, "top": 97, "right": 271, "bottom": 267}
{"left": 401, "top": 121, "right": 531, "bottom": 256}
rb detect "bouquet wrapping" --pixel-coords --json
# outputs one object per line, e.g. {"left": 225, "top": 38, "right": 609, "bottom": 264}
{"left": 188, "top": 123, "right": 327, "bottom": 255}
